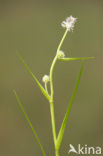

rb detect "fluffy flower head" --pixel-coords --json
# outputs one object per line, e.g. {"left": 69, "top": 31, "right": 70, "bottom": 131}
{"left": 61, "top": 16, "right": 77, "bottom": 31}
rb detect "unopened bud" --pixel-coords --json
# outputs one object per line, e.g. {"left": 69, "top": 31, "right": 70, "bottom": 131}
{"left": 42, "top": 75, "right": 50, "bottom": 83}
{"left": 57, "top": 50, "right": 65, "bottom": 59}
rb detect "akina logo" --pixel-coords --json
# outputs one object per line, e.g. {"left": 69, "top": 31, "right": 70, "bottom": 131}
{"left": 68, "top": 144, "right": 102, "bottom": 155}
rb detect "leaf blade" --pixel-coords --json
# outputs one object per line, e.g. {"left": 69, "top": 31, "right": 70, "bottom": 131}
{"left": 13, "top": 90, "right": 46, "bottom": 156}
{"left": 56, "top": 61, "right": 84, "bottom": 150}
{"left": 59, "top": 57, "right": 95, "bottom": 61}
{"left": 17, "top": 53, "right": 50, "bottom": 101}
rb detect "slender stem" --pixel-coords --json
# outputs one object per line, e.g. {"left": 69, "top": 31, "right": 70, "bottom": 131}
{"left": 57, "top": 28, "right": 68, "bottom": 53}
{"left": 49, "top": 100, "right": 57, "bottom": 144}
{"left": 45, "top": 82, "right": 48, "bottom": 94}
{"left": 50, "top": 55, "right": 58, "bottom": 100}
{"left": 55, "top": 150, "right": 59, "bottom": 156}
{"left": 49, "top": 55, "right": 58, "bottom": 145}
{"left": 49, "top": 29, "right": 69, "bottom": 153}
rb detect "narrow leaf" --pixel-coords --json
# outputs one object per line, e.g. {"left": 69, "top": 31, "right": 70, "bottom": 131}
{"left": 13, "top": 90, "right": 46, "bottom": 156}
{"left": 56, "top": 61, "right": 84, "bottom": 150}
{"left": 17, "top": 53, "right": 50, "bottom": 101}
{"left": 59, "top": 57, "right": 95, "bottom": 61}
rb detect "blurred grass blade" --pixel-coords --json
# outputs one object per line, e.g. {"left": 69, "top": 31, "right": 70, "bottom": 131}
{"left": 17, "top": 53, "right": 50, "bottom": 101}
{"left": 56, "top": 61, "right": 84, "bottom": 150}
{"left": 59, "top": 57, "right": 95, "bottom": 61}
{"left": 13, "top": 90, "right": 46, "bottom": 156}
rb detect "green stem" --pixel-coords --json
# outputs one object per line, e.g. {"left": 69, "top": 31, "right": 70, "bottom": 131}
{"left": 45, "top": 82, "right": 48, "bottom": 94}
{"left": 49, "top": 100, "right": 57, "bottom": 144}
{"left": 55, "top": 150, "right": 59, "bottom": 156}
{"left": 49, "top": 56, "right": 58, "bottom": 145}
{"left": 49, "top": 29, "right": 69, "bottom": 151}
{"left": 57, "top": 28, "right": 68, "bottom": 53}
{"left": 50, "top": 55, "right": 58, "bottom": 100}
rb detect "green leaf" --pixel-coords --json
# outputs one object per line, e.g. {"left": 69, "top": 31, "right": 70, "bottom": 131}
{"left": 13, "top": 90, "right": 46, "bottom": 156}
{"left": 59, "top": 57, "right": 95, "bottom": 61}
{"left": 17, "top": 53, "right": 50, "bottom": 101}
{"left": 56, "top": 61, "right": 84, "bottom": 150}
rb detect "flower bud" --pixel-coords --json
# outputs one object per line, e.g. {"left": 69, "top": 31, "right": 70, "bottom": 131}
{"left": 57, "top": 50, "right": 65, "bottom": 59}
{"left": 42, "top": 75, "right": 50, "bottom": 83}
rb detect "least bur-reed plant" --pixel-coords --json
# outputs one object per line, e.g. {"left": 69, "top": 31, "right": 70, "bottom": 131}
{"left": 14, "top": 16, "right": 95, "bottom": 156}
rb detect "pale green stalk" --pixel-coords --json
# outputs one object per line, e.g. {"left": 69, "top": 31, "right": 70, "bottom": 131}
{"left": 49, "top": 28, "right": 68, "bottom": 156}
{"left": 49, "top": 55, "right": 58, "bottom": 146}
{"left": 57, "top": 28, "right": 68, "bottom": 53}
{"left": 55, "top": 150, "right": 59, "bottom": 156}
{"left": 45, "top": 83, "right": 48, "bottom": 94}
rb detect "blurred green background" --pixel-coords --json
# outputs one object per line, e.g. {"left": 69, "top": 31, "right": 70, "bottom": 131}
{"left": 0, "top": 0, "right": 103, "bottom": 155}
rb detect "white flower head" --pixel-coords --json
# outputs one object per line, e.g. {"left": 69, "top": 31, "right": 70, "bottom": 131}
{"left": 42, "top": 75, "right": 50, "bottom": 83}
{"left": 57, "top": 50, "right": 65, "bottom": 59}
{"left": 61, "top": 16, "right": 77, "bottom": 31}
